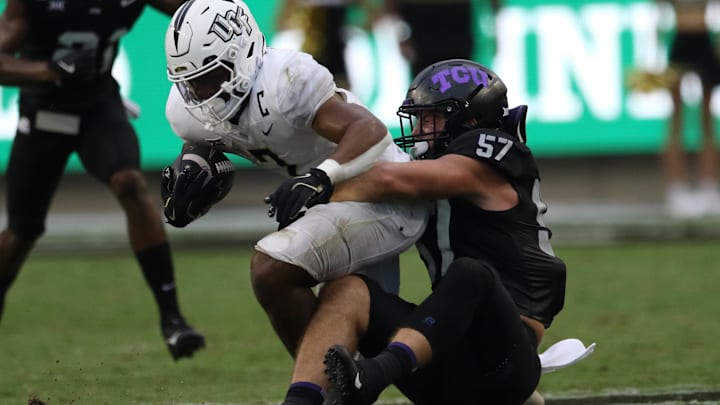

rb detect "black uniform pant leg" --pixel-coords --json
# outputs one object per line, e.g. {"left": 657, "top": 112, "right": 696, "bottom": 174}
{"left": 357, "top": 275, "right": 447, "bottom": 404}
{"left": 402, "top": 258, "right": 541, "bottom": 404}
{"left": 6, "top": 109, "right": 78, "bottom": 238}
{"left": 76, "top": 88, "right": 140, "bottom": 184}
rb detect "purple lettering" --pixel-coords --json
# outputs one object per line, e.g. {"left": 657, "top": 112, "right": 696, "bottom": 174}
{"left": 432, "top": 66, "right": 490, "bottom": 93}
{"left": 468, "top": 67, "right": 489, "bottom": 87}
{"left": 431, "top": 69, "right": 453, "bottom": 93}
{"left": 450, "top": 66, "right": 471, "bottom": 85}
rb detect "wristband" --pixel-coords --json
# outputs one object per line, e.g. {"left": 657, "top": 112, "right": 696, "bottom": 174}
{"left": 316, "top": 133, "right": 392, "bottom": 184}
{"left": 316, "top": 159, "right": 342, "bottom": 185}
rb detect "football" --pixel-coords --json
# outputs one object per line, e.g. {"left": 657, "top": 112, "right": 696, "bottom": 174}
{"left": 161, "top": 141, "right": 235, "bottom": 227}
{"left": 176, "top": 142, "right": 235, "bottom": 202}
{"left": 180, "top": 142, "right": 234, "bottom": 179}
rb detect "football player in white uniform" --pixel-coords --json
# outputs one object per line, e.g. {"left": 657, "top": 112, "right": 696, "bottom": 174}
{"left": 162, "top": 0, "right": 428, "bottom": 362}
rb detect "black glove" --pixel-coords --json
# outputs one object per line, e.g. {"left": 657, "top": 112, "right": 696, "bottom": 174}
{"left": 163, "top": 166, "right": 221, "bottom": 228}
{"left": 265, "top": 168, "right": 333, "bottom": 229}
{"left": 160, "top": 164, "right": 176, "bottom": 206}
{"left": 48, "top": 49, "right": 98, "bottom": 85}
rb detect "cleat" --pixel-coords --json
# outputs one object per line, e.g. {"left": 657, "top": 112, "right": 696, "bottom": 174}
{"left": 161, "top": 315, "right": 206, "bottom": 361}
{"left": 324, "top": 345, "right": 364, "bottom": 405}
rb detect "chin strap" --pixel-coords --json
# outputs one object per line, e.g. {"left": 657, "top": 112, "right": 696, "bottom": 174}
{"left": 204, "top": 120, "right": 233, "bottom": 135}
{"left": 409, "top": 141, "right": 429, "bottom": 159}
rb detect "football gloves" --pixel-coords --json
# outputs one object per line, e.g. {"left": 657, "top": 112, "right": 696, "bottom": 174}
{"left": 162, "top": 166, "right": 214, "bottom": 228}
{"left": 48, "top": 49, "right": 98, "bottom": 85}
{"left": 161, "top": 144, "right": 235, "bottom": 228}
{"left": 265, "top": 168, "right": 333, "bottom": 229}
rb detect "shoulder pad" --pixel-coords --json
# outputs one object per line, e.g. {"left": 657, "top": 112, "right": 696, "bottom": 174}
{"left": 500, "top": 105, "right": 528, "bottom": 144}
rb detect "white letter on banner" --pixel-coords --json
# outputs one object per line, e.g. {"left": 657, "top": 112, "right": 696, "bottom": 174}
{"left": 626, "top": 2, "right": 672, "bottom": 119}
{"left": 494, "top": 7, "right": 531, "bottom": 111}
{"left": 535, "top": 4, "right": 622, "bottom": 121}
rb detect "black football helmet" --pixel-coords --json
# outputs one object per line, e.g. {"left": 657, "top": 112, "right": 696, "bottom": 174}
{"left": 161, "top": 141, "right": 235, "bottom": 228}
{"left": 395, "top": 59, "right": 508, "bottom": 159}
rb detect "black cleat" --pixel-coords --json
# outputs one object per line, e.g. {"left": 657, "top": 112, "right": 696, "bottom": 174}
{"left": 324, "top": 345, "right": 371, "bottom": 405}
{"left": 161, "top": 315, "right": 205, "bottom": 361}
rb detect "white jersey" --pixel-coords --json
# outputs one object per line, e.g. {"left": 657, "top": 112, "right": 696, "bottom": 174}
{"left": 166, "top": 47, "right": 426, "bottom": 293}
{"left": 166, "top": 47, "right": 409, "bottom": 177}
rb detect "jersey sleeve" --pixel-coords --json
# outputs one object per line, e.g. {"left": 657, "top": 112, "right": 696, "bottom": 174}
{"left": 275, "top": 52, "right": 337, "bottom": 129}
{"left": 445, "top": 128, "right": 538, "bottom": 179}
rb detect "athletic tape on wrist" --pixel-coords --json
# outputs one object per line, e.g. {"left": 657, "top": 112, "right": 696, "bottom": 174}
{"left": 316, "top": 133, "right": 392, "bottom": 184}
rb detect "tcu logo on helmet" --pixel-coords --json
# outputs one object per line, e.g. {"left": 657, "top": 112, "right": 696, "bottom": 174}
{"left": 210, "top": 6, "right": 252, "bottom": 42}
{"left": 432, "top": 66, "right": 490, "bottom": 94}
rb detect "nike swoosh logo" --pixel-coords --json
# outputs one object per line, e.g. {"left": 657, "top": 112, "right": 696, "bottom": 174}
{"left": 56, "top": 61, "right": 75, "bottom": 74}
{"left": 262, "top": 124, "right": 273, "bottom": 135}
{"left": 120, "top": 0, "right": 137, "bottom": 7}
{"left": 161, "top": 282, "right": 176, "bottom": 292}
{"left": 165, "top": 331, "right": 181, "bottom": 345}
{"left": 354, "top": 372, "right": 362, "bottom": 389}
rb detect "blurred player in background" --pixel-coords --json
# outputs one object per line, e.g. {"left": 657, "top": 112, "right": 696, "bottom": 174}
{"left": 280, "top": 60, "right": 565, "bottom": 405}
{"left": 162, "top": 0, "right": 428, "bottom": 358}
{"left": 657, "top": 0, "right": 720, "bottom": 217}
{"left": 0, "top": 0, "right": 205, "bottom": 361}
{"left": 384, "top": 0, "right": 502, "bottom": 75}
{"left": 275, "top": 0, "right": 357, "bottom": 89}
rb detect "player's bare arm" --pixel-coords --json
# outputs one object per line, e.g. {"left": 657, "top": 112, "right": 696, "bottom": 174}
{"left": 333, "top": 154, "right": 518, "bottom": 211}
{"left": 312, "top": 93, "right": 391, "bottom": 168}
{"left": 264, "top": 90, "right": 396, "bottom": 226}
{"left": 0, "top": 0, "right": 55, "bottom": 85}
{"left": 0, "top": 0, "right": 26, "bottom": 54}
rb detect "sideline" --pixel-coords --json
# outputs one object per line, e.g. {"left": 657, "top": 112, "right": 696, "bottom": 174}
{"left": 16, "top": 204, "right": 720, "bottom": 255}
{"left": 545, "top": 389, "right": 720, "bottom": 404}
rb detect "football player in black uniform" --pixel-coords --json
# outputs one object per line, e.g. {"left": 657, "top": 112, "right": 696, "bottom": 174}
{"left": 278, "top": 59, "right": 567, "bottom": 405}
{"left": 0, "top": 0, "right": 205, "bottom": 361}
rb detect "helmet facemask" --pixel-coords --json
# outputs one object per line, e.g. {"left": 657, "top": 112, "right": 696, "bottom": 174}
{"left": 165, "top": 0, "right": 265, "bottom": 132}
{"left": 396, "top": 99, "right": 466, "bottom": 159}
{"left": 170, "top": 45, "right": 253, "bottom": 130}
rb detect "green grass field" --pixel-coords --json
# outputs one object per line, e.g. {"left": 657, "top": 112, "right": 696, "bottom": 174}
{"left": 1, "top": 240, "right": 719, "bottom": 404}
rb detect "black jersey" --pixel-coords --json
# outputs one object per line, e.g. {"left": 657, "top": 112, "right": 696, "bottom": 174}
{"left": 19, "top": 0, "right": 146, "bottom": 111}
{"left": 417, "top": 128, "right": 566, "bottom": 328}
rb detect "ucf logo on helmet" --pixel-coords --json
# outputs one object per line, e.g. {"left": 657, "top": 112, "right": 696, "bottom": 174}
{"left": 210, "top": 6, "right": 252, "bottom": 43}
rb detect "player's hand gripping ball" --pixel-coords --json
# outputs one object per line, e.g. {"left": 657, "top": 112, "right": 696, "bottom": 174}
{"left": 161, "top": 143, "right": 235, "bottom": 228}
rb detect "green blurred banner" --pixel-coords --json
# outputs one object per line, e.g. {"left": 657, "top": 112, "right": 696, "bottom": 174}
{"left": 0, "top": 0, "right": 716, "bottom": 172}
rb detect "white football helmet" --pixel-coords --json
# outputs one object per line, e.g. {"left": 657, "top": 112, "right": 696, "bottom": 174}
{"left": 165, "top": 0, "right": 266, "bottom": 130}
